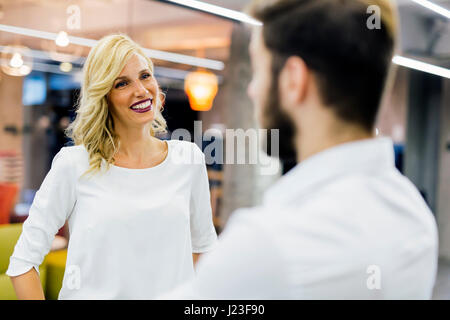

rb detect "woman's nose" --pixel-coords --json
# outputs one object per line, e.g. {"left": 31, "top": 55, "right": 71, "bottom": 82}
{"left": 134, "top": 80, "right": 149, "bottom": 97}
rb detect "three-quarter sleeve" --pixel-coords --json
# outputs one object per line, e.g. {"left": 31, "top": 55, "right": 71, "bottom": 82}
{"left": 6, "top": 147, "right": 76, "bottom": 277}
{"left": 189, "top": 144, "right": 217, "bottom": 253}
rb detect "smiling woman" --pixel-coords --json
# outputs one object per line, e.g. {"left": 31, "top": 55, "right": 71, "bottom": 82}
{"left": 66, "top": 34, "right": 168, "bottom": 175}
{"left": 6, "top": 34, "right": 218, "bottom": 300}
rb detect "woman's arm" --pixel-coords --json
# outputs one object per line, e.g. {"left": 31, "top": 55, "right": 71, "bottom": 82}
{"left": 9, "top": 268, "right": 45, "bottom": 300}
{"left": 6, "top": 148, "right": 76, "bottom": 299}
{"left": 189, "top": 144, "right": 218, "bottom": 258}
{"left": 193, "top": 253, "right": 201, "bottom": 268}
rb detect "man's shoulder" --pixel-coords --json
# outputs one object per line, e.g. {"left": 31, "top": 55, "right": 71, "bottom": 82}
{"left": 328, "top": 170, "right": 435, "bottom": 219}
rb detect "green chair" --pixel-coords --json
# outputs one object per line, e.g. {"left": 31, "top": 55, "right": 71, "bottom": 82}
{"left": 0, "top": 223, "right": 67, "bottom": 300}
{"left": 44, "top": 249, "right": 67, "bottom": 300}
{"left": 0, "top": 223, "right": 47, "bottom": 299}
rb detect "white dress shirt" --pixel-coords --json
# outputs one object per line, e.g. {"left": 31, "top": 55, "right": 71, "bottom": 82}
{"left": 161, "top": 138, "right": 438, "bottom": 299}
{"left": 7, "top": 140, "right": 218, "bottom": 299}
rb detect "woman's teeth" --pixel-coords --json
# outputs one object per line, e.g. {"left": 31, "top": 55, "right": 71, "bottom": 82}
{"left": 131, "top": 100, "right": 151, "bottom": 110}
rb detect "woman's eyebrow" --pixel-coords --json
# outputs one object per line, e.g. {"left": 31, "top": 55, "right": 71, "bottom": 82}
{"left": 114, "top": 69, "right": 150, "bottom": 82}
{"left": 114, "top": 75, "right": 128, "bottom": 82}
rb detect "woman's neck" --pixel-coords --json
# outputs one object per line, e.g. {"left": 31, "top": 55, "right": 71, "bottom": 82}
{"left": 115, "top": 125, "right": 157, "bottom": 161}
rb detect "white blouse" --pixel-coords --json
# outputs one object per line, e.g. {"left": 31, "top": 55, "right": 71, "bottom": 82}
{"left": 7, "top": 139, "right": 218, "bottom": 299}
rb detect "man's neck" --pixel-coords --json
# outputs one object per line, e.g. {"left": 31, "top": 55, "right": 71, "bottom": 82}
{"left": 296, "top": 123, "right": 374, "bottom": 163}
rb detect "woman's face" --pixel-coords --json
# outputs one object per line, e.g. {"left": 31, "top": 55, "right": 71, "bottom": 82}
{"left": 107, "top": 53, "right": 158, "bottom": 129}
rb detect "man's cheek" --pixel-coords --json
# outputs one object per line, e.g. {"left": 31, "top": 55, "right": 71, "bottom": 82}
{"left": 253, "top": 99, "right": 261, "bottom": 118}
{"left": 247, "top": 78, "right": 256, "bottom": 100}
{"left": 253, "top": 99, "right": 265, "bottom": 126}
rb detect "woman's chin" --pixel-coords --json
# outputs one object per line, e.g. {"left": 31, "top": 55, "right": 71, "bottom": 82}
{"left": 133, "top": 110, "right": 154, "bottom": 122}
{"left": 128, "top": 115, "right": 155, "bottom": 128}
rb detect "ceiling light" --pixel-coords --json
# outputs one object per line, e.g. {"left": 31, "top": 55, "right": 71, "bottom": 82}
{"left": 184, "top": 70, "right": 218, "bottom": 111}
{"left": 55, "top": 31, "right": 70, "bottom": 47}
{"left": 0, "top": 24, "right": 224, "bottom": 70}
{"left": 60, "top": 62, "right": 73, "bottom": 72}
{"left": 411, "top": 0, "right": 450, "bottom": 19}
{"left": 1, "top": 45, "right": 33, "bottom": 76}
{"left": 31, "top": 60, "right": 81, "bottom": 75}
{"left": 9, "top": 53, "right": 24, "bottom": 68}
{"left": 392, "top": 55, "right": 450, "bottom": 79}
{"left": 161, "top": 0, "right": 262, "bottom": 26}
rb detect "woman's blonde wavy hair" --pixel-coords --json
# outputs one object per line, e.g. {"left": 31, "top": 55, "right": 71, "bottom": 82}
{"left": 66, "top": 34, "right": 167, "bottom": 176}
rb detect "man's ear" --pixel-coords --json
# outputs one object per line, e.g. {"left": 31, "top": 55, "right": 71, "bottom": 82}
{"left": 279, "top": 56, "right": 309, "bottom": 110}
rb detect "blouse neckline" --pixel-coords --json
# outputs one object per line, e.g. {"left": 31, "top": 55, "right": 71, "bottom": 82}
{"left": 109, "top": 139, "right": 171, "bottom": 172}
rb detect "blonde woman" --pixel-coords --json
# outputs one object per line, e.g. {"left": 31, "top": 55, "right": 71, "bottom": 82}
{"left": 7, "top": 34, "right": 217, "bottom": 299}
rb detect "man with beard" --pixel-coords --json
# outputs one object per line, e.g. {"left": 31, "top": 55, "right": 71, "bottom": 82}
{"left": 160, "top": 0, "right": 438, "bottom": 299}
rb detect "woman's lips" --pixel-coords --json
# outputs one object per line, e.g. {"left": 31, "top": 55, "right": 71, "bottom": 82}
{"left": 130, "top": 98, "right": 152, "bottom": 113}
{"left": 131, "top": 105, "right": 152, "bottom": 113}
{"left": 130, "top": 98, "right": 151, "bottom": 108}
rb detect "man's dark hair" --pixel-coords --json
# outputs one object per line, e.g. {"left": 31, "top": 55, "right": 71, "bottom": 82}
{"left": 248, "top": 0, "right": 396, "bottom": 131}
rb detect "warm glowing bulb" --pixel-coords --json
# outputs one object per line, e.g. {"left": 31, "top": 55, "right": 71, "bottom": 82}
{"left": 55, "top": 31, "right": 70, "bottom": 47}
{"left": 1, "top": 45, "right": 33, "bottom": 76}
{"left": 184, "top": 70, "right": 218, "bottom": 111}
{"left": 60, "top": 62, "right": 72, "bottom": 72}
{"left": 9, "top": 52, "right": 23, "bottom": 68}
{"left": 19, "top": 65, "right": 31, "bottom": 76}
{"left": 192, "top": 86, "right": 209, "bottom": 99}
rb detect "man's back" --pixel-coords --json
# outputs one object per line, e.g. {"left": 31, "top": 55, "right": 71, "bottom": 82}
{"left": 166, "top": 138, "right": 438, "bottom": 299}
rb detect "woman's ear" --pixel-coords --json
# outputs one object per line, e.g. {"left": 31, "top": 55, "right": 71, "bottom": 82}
{"left": 159, "top": 91, "right": 166, "bottom": 112}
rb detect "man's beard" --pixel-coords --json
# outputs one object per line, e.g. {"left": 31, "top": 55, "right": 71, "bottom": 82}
{"left": 260, "top": 78, "right": 297, "bottom": 171}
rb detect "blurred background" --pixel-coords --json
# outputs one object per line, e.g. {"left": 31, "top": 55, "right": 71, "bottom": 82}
{"left": 0, "top": 0, "right": 449, "bottom": 299}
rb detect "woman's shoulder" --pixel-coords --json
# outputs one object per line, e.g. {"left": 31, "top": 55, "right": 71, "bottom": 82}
{"left": 54, "top": 144, "right": 90, "bottom": 169}
{"left": 168, "top": 139, "right": 204, "bottom": 165}
{"left": 168, "top": 139, "right": 202, "bottom": 150}
{"left": 60, "top": 144, "right": 89, "bottom": 158}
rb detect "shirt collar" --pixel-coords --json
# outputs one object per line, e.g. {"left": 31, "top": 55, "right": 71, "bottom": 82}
{"left": 263, "top": 137, "right": 396, "bottom": 205}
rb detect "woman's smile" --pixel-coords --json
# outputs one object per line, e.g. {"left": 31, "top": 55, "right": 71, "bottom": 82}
{"left": 130, "top": 98, "right": 152, "bottom": 113}
{"left": 107, "top": 53, "right": 159, "bottom": 125}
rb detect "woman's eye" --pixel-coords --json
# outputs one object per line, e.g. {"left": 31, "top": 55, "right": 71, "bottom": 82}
{"left": 115, "top": 81, "right": 127, "bottom": 89}
{"left": 141, "top": 73, "right": 151, "bottom": 80}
